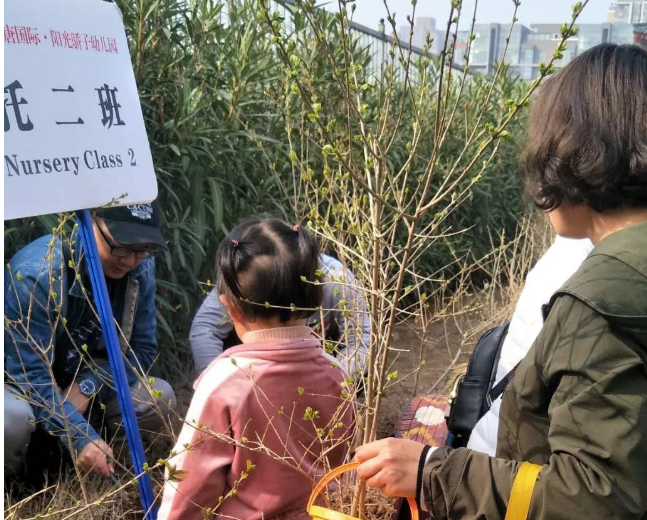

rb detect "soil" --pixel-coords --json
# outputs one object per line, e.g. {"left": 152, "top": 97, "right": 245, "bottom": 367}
{"left": 376, "top": 319, "right": 479, "bottom": 439}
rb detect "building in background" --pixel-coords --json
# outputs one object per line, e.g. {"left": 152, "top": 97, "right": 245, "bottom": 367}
{"left": 415, "top": 0, "right": 641, "bottom": 78}
{"left": 608, "top": 1, "right": 647, "bottom": 23}
{"left": 398, "top": 17, "right": 445, "bottom": 54}
{"left": 348, "top": 0, "right": 645, "bottom": 82}
{"left": 454, "top": 20, "right": 637, "bottom": 79}
{"left": 635, "top": 23, "right": 647, "bottom": 48}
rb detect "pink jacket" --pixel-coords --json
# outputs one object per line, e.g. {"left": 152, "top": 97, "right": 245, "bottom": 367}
{"left": 158, "top": 326, "right": 356, "bottom": 520}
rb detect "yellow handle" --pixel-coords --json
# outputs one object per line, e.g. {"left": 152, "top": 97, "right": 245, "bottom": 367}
{"left": 504, "top": 462, "right": 541, "bottom": 520}
{"left": 307, "top": 462, "right": 419, "bottom": 520}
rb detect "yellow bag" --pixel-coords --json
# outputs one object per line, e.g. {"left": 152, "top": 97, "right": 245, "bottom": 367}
{"left": 504, "top": 462, "right": 542, "bottom": 520}
{"left": 306, "top": 462, "right": 419, "bottom": 520}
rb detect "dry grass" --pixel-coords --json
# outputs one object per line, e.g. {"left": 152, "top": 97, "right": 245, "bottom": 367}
{"left": 5, "top": 476, "right": 140, "bottom": 520}
{"left": 328, "top": 481, "right": 399, "bottom": 519}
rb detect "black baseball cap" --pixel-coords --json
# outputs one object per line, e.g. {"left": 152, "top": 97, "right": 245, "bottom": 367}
{"left": 94, "top": 200, "right": 167, "bottom": 250}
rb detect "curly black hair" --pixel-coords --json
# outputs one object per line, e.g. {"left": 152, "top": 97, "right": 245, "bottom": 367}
{"left": 520, "top": 43, "right": 647, "bottom": 212}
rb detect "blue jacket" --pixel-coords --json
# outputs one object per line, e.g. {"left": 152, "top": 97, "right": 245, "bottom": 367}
{"left": 4, "top": 233, "right": 158, "bottom": 453}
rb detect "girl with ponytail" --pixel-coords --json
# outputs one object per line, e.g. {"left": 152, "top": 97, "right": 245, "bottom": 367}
{"left": 159, "top": 218, "right": 356, "bottom": 520}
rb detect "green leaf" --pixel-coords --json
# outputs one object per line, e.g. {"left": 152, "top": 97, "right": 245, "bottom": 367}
{"left": 168, "top": 469, "right": 190, "bottom": 482}
{"left": 207, "top": 178, "right": 224, "bottom": 233}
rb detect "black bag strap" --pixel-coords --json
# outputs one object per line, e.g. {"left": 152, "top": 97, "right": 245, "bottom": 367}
{"left": 489, "top": 362, "right": 519, "bottom": 403}
{"left": 486, "top": 294, "right": 560, "bottom": 405}
{"left": 487, "top": 322, "right": 509, "bottom": 387}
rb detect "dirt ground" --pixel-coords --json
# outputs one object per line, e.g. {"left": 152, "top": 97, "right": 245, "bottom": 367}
{"left": 376, "top": 319, "right": 478, "bottom": 439}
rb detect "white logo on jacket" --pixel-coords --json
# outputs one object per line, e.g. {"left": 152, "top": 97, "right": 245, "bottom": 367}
{"left": 127, "top": 204, "right": 153, "bottom": 220}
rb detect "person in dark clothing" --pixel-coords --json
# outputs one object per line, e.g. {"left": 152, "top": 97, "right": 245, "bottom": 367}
{"left": 5, "top": 202, "right": 176, "bottom": 478}
{"left": 356, "top": 43, "right": 647, "bottom": 520}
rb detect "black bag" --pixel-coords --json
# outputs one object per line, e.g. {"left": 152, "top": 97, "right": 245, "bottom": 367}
{"left": 445, "top": 321, "right": 511, "bottom": 448}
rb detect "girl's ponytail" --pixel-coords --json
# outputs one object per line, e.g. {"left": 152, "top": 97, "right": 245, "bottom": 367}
{"left": 216, "top": 217, "right": 323, "bottom": 322}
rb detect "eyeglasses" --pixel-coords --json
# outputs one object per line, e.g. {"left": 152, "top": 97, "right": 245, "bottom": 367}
{"left": 95, "top": 220, "right": 157, "bottom": 259}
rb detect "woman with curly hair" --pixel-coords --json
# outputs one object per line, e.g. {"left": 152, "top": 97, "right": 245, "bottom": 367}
{"left": 356, "top": 43, "right": 647, "bottom": 520}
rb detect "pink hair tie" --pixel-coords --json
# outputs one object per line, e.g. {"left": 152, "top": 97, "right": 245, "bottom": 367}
{"left": 293, "top": 224, "right": 300, "bottom": 233}
{"left": 231, "top": 239, "right": 239, "bottom": 247}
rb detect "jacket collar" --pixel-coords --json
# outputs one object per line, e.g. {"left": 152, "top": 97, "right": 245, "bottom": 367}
{"left": 241, "top": 326, "right": 314, "bottom": 344}
{"left": 219, "top": 332, "right": 321, "bottom": 359}
{"left": 549, "top": 221, "right": 647, "bottom": 323}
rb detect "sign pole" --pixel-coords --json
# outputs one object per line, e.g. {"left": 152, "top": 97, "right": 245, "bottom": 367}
{"left": 76, "top": 209, "right": 157, "bottom": 519}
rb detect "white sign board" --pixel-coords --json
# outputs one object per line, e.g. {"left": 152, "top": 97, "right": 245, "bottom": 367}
{"left": 4, "top": 0, "right": 158, "bottom": 220}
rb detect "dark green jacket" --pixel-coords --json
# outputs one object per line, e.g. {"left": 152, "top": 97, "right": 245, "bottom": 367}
{"left": 422, "top": 221, "right": 647, "bottom": 520}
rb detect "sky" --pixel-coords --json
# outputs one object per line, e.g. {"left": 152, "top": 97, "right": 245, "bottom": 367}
{"left": 323, "top": 0, "right": 611, "bottom": 31}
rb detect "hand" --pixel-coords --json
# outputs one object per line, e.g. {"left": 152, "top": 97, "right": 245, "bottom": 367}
{"left": 355, "top": 438, "right": 425, "bottom": 498}
{"left": 64, "top": 383, "right": 90, "bottom": 414}
{"left": 77, "top": 439, "right": 115, "bottom": 477}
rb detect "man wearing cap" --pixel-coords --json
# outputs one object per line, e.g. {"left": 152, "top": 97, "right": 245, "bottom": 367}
{"left": 4, "top": 202, "right": 176, "bottom": 478}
